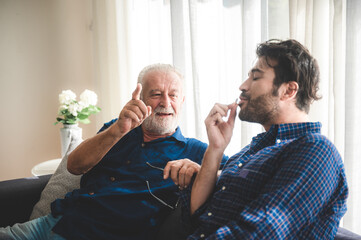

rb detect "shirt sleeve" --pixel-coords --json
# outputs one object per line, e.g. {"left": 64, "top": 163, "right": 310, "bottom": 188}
{"left": 179, "top": 154, "right": 229, "bottom": 232}
{"left": 194, "top": 136, "right": 347, "bottom": 239}
{"left": 97, "top": 118, "right": 118, "bottom": 133}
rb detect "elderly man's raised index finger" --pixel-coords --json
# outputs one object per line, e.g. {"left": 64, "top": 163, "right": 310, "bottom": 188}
{"left": 132, "top": 83, "right": 142, "bottom": 100}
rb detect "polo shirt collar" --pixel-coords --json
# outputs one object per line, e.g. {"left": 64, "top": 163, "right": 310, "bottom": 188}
{"left": 171, "top": 127, "right": 187, "bottom": 143}
{"left": 137, "top": 126, "right": 187, "bottom": 144}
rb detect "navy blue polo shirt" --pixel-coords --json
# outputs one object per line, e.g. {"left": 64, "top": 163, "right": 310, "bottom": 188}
{"left": 51, "top": 120, "right": 225, "bottom": 240}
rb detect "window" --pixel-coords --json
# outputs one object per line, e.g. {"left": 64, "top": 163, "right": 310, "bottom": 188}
{"left": 96, "top": 0, "right": 361, "bottom": 233}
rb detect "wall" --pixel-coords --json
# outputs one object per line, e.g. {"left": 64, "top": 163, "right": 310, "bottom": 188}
{"left": 0, "top": 0, "right": 101, "bottom": 181}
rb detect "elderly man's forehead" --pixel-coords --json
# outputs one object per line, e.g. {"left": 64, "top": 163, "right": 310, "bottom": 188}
{"left": 143, "top": 70, "right": 183, "bottom": 85}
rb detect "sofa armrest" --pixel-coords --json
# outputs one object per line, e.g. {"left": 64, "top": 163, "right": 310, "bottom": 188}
{"left": 0, "top": 174, "right": 51, "bottom": 227}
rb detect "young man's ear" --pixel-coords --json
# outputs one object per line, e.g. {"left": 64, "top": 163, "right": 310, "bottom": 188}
{"left": 280, "top": 81, "right": 298, "bottom": 100}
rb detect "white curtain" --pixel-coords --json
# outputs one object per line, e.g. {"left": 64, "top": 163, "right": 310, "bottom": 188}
{"left": 344, "top": 0, "right": 361, "bottom": 232}
{"left": 93, "top": 0, "right": 360, "bottom": 234}
{"left": 91, "top": 0, "right": 122, "bottom": 127}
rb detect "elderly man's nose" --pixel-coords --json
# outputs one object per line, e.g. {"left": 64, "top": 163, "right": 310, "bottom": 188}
{"left": 160, "top": 95, "right": 171, "bottom": 107}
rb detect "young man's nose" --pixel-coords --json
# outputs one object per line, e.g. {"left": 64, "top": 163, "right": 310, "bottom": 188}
{"left": 239, "top": 79, "right": 248, "bottom": 92}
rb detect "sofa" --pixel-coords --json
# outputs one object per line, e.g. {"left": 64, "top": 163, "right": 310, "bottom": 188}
{"left": 0, "top": 175, "right": 360, "bottom": 239}
{"left": 0, "top": 174, "right": 52, "bottom": 227}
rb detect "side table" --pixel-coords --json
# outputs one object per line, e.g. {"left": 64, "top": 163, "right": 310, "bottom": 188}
{"left": 31, "top": 158, "right": 62, "bottom": 176}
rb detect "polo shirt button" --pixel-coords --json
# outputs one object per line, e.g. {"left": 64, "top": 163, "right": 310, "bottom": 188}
{"left": 89, "top": 192, "right": 94, "bottom": 195}
{"left": 141, "top": 143, "right": 145, "bottom": 147}
{"left": 222, "top": 186, "right": 226, "bottom": 191}
{"left": 126, "top": 160, "right": 131, "bottom": 165}
{"left": 208, "top": 212, "right": 212, "bottom": 216}
{"left": 110, "top": 176, "right": 115, "bottom": 182}
{"left": 276, "top": 139, "right": 281, "bottom": 143}
{"left": 238, "top": 163, "right": 243, "bottom": 167}
{"left": 200, "top": 234, "right": 205, "bottom": 238}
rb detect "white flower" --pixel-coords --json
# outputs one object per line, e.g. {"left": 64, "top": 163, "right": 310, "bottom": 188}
{"left": 55, "top": 89, "right": 101, "bottom": 125}
{"left": 59, "top": 90, "right": 76, "bottom": 105}
{"left": 79, "top": 89, "right": 98, "bottom": 108}
{"left": 58, "top": 105, "right": 68, "bottom": 114}
{"left": 68, "top": 102, "right": 79, "bottom": 116}
{"left": 78, "top": 101, "right": 89, "bottom": 112}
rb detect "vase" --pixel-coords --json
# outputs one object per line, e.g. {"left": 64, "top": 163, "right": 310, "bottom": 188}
{"left": 60, "top": 123, "right": 82, "bottom": 157}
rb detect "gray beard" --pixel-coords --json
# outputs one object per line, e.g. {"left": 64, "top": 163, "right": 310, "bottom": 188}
{"left": 142, "top": 113, "right": 178, "bottom": 135}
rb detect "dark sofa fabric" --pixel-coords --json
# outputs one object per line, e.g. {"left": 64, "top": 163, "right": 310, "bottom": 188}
{"left": 0, "top": 174, "right": 51, "bottom": 227}
{"left": 0, "top": 175, "right": 360, "bottom": 240}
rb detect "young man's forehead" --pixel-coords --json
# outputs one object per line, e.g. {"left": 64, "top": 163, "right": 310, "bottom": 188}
{"left": 251, "top": 57, "right": 275, "bottom": 72}
{"left": 248, "top": 58, "right": 265, "bottom": 75}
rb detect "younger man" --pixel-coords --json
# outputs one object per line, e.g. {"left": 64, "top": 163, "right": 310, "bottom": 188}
{"left": 182, "top": 39, "right": 348, "bottom": 239}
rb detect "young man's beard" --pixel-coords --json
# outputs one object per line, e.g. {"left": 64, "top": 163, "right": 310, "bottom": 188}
{"left": 142, "top": 107, "right": 179, "bottom": 135}
{"left": 239, "top": 87, "right": 280, "bottom": 126}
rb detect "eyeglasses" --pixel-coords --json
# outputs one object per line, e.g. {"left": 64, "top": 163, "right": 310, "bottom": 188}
{"left": 146, "top": 161, "right": 164, "bottom": 171}
{"left": 145, "top": 162, "right": 178, "bottom": 210}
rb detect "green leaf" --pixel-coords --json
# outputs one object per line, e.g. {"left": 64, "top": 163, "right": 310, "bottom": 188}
{"left": 60, "top": 109, "right": 69, "bottom": 115}
{"left": 78, "top": 118, "right": 91, "bottom": 124}
{"left": 66, "top": 115, "right": 77, "bottom": 121}
{"left": 77, "top": 113, "right": 89, "bottom": 119}
{"left": 66, "top": 119, "right": 77, "bottom": 124}
{"left": 55, "top": 102, "right": 100, "bottom": 127}
{"left": 87, "top": 105, "right": 101, "bottom": 113}
{"left": 80, "top": 107, "right": 89, "bottom": 114}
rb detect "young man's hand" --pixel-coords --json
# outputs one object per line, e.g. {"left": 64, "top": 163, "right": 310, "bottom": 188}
{"left": 204, "top": 102, "right": 238, "bottom": 152}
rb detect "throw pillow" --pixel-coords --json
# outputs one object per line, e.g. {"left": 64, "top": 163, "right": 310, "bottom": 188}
{"left": 30, "top": 135, "right": 83, "bottom": 219}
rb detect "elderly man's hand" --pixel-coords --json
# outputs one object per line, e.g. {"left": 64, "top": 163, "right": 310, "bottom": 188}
{"left": 117, "top": 84, "right": 152, "bottom": 135}
{"left": 163, "top": 159, "right": 201, "bottom": 190}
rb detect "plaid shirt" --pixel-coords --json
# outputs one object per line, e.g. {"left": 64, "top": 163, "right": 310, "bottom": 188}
{"left": 181, "top": 122, "right": 348, "bottom": 239}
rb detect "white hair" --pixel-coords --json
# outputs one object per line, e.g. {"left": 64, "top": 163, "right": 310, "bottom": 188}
{"left": 137, "top": 63, "right": 183, "bottom": 84}
{"left": 137, "top": 63, "right": 184, "bottom": 100}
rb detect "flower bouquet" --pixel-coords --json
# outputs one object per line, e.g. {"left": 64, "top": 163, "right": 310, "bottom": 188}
{"left": 55, "top": 89, "right": 101, "bottom": 125}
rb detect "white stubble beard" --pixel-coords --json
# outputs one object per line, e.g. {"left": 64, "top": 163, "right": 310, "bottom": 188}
{"left": 142, "top": 106, "right": 179, "bottom": 135}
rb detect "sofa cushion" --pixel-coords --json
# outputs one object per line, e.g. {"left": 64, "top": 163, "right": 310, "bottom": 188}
{"left": 30, "top": 135, "right": 83, "bottom": 219}
{"left": 0, "top": 174, "right": 51, "bottom": 227}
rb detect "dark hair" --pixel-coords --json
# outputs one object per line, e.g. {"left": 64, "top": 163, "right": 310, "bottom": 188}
{"left": 256, "top": 39, "right": 321, "bottom": 113}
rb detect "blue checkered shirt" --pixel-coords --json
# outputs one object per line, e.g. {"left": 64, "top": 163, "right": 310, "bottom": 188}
{"left": 181, "top": 122, "right": 348, "bottom": 239}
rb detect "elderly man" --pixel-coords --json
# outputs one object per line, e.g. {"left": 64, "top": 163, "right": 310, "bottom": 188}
{"left": 0, "top": 64, "right": 227, "bottom": 240}
{"left": 176, "top": 39, "right": 348, "bottom": 239}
